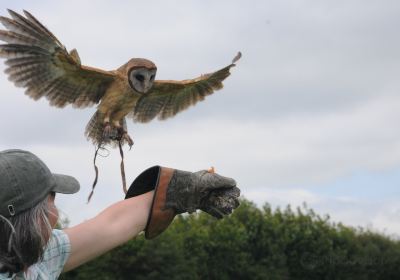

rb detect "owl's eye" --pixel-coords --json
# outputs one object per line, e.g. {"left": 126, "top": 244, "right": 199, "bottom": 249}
{"left": 135, "top": 74, "right": 145, "bottom": 82}
{"left": 150, "top": 75, "right": 155, "bottom": 81}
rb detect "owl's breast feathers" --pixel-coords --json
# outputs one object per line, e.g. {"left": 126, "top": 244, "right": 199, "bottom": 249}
{"left": 98, "top": 76, "right": 140, "bottom": 121}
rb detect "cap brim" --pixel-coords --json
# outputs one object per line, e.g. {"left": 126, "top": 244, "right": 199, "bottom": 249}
{"left": 52, "top": 173, "right": 80, "bottom": 194}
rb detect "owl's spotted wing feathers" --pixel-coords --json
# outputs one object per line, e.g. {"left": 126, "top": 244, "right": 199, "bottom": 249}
{"left": 0, "top": 10, "right": 115, "bottom": 108}
{"left": 132, "top": 53, "right": 240, "bottom": 123}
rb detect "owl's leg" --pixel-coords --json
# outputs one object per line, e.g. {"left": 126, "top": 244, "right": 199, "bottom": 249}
{"left": 102, "top": 115, "right": 118, "bottom": 140}
{"left": 103, "top": 116, "right": 111, "bottom": 134}
{"left": 114, "top": 119, "right": 134, "bottom": 148}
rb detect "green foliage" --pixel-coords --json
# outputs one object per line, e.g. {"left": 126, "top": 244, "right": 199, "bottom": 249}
{"left": 60, "top": 200, "right": 400, "bottom": 280}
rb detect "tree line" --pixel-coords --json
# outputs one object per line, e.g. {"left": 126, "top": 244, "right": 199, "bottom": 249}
{"left": 60, "top": 199, "right": 400, "bottom": 280}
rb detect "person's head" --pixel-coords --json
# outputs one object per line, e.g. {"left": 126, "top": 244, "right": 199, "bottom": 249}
{"left": 0, "top": 149, "right": 80, "bottom": 275}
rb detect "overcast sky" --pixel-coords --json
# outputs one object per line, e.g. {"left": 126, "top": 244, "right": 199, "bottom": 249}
{"left": 1, "top": 0, "right": 400, "bottom": 236}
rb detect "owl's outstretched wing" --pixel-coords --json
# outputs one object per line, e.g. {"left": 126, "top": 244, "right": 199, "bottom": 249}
{"left": 131, "top": 52, "right": 241, "bottom": 123}
{"left": 0, "top": 10, "right": 116, "bottom": 108}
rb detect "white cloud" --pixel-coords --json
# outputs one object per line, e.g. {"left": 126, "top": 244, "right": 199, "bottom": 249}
{"left": 246, "top": 188, "right": 321, "bottom": 206}
{"left": 247, "top": 186, "right": 400, "bottom": 237}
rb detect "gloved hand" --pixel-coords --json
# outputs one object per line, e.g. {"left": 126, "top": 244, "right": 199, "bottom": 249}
{"left": 201, "top": 183, "right": 241, "bottom": 219}
{"left": 125, "top": 166, "right": 240, "bottom": 239}
{"left": 165, "top": 169, "right": 240, "bottom": 215}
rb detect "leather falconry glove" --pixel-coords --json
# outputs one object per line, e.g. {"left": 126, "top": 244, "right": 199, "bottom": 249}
{"left": 125, "top": 166, "right": 240, "bottom": 239}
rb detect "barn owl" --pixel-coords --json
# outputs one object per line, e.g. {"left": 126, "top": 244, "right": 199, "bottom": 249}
{"left": 0, "top": 10, "right": 241, "bottom": 148}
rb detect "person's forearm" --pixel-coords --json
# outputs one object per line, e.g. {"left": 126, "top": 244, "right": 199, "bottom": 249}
{"left": 64, "top": 191, "right": 154, "bottom": 271}
{"left": 98, "top": 190, "right": 154, "bottom": 243}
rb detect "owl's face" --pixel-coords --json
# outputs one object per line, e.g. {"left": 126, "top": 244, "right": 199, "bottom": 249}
{"left": 128, "top": 67, "right": 157, "bottom": 94}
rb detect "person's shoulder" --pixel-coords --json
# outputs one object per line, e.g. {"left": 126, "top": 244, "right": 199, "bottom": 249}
{"left": 51, "top": 228, "right": 67, "bottom": 237}
{"left": 37, "top": 229, "right": 71, "bottom": 278}
{"left": 43, "top": 229, "right": 71, "bottom": 261}
{"left": 47, "top": 229, "right": 70, "bottom": 249}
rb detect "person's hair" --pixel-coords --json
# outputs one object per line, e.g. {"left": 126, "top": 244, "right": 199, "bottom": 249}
{"left": 0, "top": 196, "right": 53, "bottom": 276}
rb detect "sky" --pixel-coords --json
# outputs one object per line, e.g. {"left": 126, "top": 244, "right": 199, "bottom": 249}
{"left": 0, "top": 0, "right": 400, "bottom": 236}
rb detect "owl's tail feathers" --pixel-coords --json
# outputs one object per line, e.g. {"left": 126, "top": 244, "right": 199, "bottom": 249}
{"left": 85, "top": 111, "right": 107, "bottom": 147}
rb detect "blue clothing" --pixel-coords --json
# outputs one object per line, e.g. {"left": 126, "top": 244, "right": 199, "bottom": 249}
{"left": 0, "top": 229, "right": 71, "bottom": 280}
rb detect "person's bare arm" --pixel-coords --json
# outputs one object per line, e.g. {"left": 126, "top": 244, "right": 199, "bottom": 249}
{"left": 63, "top": 191, "right": 154, "bottom": 272}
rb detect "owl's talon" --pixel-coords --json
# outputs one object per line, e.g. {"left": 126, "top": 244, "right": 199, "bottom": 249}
{"left": 123, "top": 134, "right": 134, "bottom": 148}
{"left": 115, "top": 126, "right": 134, "bottom": 148}
{"left": 121, "top": 131, "right": 134, "bottom": 148}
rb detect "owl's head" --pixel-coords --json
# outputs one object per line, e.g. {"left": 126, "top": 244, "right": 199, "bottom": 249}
{"left": 126, "top": 58, "right": 157, "bottom": 94}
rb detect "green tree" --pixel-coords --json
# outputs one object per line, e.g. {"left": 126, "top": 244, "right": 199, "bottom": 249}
{"left": 60, "top": 199, "right": 400, "bottom": 280}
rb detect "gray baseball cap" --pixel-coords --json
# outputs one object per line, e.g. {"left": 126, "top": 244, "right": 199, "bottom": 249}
{"left": 0, "top": 149, "right": 80, "bottom": 217}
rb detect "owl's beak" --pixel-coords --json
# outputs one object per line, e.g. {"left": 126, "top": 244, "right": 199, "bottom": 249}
{"left": 143, "top": 81, "right": 152, "bottom": 93}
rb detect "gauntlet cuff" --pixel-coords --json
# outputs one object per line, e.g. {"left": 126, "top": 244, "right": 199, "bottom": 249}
{"left": 125, "top": 166, "right": 176, "bottom": 239}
